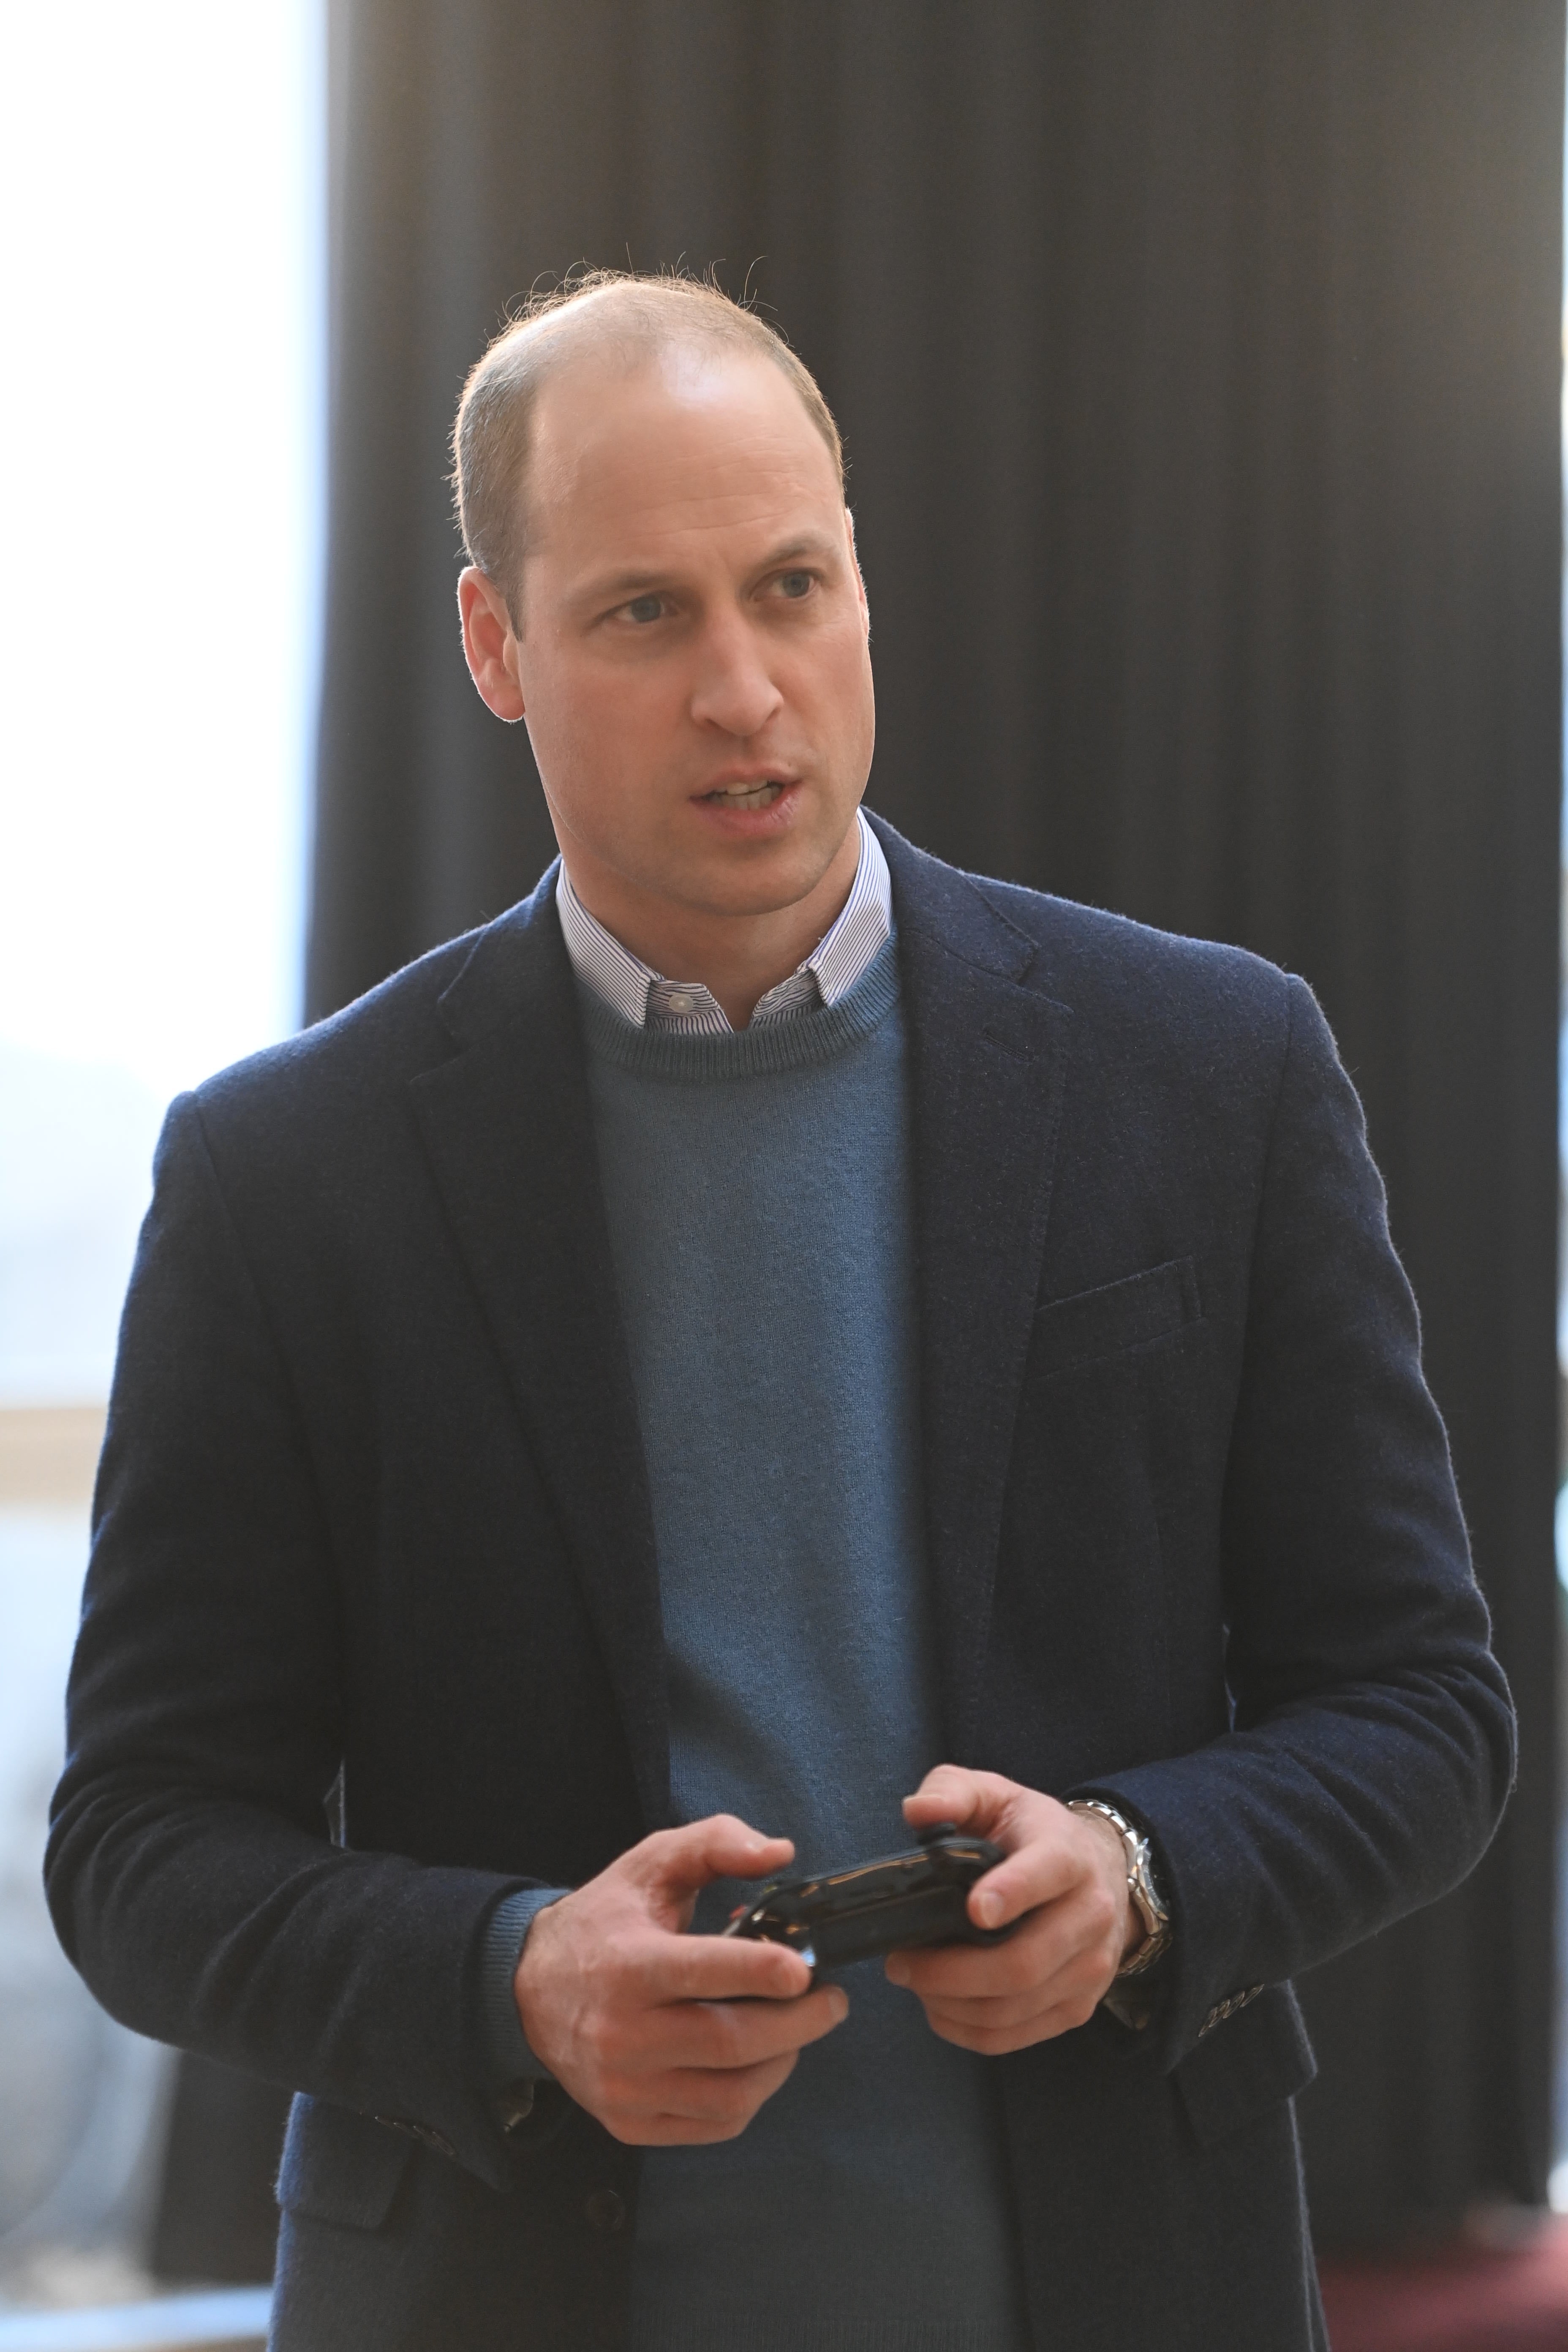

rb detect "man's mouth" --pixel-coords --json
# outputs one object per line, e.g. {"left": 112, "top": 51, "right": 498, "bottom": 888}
{"left": 701, "top": 779, "right": 789, "bottom": 811}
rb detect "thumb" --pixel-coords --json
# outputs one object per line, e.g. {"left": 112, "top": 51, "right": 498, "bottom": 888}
{"left": 902, "top": 1763, "right": 1011, "bottom": 1835}
{"left": 635, "top": 1814, "right": 795, "bottom": 1907}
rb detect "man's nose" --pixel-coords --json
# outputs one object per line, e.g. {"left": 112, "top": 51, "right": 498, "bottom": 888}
{"left": 688, "top": 612, "right": 785, "bottom": 738}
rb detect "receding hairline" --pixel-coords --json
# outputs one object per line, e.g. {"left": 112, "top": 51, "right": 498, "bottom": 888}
{"left": 451, "top": 272, "right": 847, "bottom": 626}
{"left": 525, "top": 334, "right": 843, "bottom": 526}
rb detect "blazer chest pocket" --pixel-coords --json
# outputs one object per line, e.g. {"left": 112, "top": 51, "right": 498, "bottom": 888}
{"left": 1032, "top": 1256, "right": 1201, "bottom": 1379}
{"left": 276, "top": 2093, "right": 415, "bottom": 2232}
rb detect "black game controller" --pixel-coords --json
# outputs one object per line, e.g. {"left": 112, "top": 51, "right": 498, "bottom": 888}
{"left": 720, "top": 1822, "right": 1014, "bottom": 1979}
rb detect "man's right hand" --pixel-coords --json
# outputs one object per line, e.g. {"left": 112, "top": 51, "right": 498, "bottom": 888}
{"left": 514, "top": 1815, "right": 849, "bottom": 2145}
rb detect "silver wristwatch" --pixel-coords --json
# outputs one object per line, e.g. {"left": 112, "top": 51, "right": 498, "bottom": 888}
{"left": 1067, "top": 1799, "right": 1172, "bottom": 1977}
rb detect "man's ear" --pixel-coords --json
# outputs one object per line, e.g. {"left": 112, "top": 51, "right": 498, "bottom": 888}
{"left": 845, "top": 507, "right": 870, "bottom": 637}
{"left": 458, "top": 567, "right": 526, "bottom": 721}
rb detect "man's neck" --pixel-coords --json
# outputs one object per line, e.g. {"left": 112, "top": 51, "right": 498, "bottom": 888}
{"left": 558, "top": 819, "right": 863, "bottom": 1030}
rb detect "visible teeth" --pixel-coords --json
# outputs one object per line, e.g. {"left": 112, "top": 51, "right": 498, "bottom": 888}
{"left": 711, "top": 781, "right": 784, "bottom": 809}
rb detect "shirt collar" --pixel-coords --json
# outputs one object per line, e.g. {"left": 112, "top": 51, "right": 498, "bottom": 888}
{"left": 555, "top": 809, "right": 892, "bottom": 1034}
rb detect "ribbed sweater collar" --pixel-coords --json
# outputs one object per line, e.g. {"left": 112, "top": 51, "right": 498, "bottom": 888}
{"left": 576, "top": 934, "right": 900, "bottom": 1082}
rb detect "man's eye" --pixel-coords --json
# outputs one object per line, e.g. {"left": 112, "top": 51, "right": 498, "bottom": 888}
{"left": 776, "top": 571, "right": 814, "bottom": 600}
{"left": 623, "top": 594, "right": 666, "bottom": 624}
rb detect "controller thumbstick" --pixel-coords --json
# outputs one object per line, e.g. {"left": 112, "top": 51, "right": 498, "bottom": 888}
{"left": 917, "top": 1821, "right": 960, "bottom": 1845}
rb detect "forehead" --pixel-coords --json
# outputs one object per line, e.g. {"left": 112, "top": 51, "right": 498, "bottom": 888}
{"left": 525, "top": 344, "right": 843, "bottom": 565}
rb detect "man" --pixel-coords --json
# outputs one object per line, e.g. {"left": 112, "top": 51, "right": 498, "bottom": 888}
{"left": 48, "top": 273, "right": 1512, "bottom": 2350}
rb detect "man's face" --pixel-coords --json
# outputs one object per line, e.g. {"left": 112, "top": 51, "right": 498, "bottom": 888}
{"left": 504, "top": 345, "right": 874, "bottom": 925}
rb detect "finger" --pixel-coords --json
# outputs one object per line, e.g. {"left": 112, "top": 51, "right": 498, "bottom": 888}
{"left": 642, "top": 2049, "right": 800, "bottom": 2128}
{"left": 886, "top": 1905, "right": 1067, "bottom": 1998}
{"left": 632, "top": 1816, "right": 796, "bottom": 1905}
{"left": 902, "top": 1772, "right": 1096, "bottom": 1934}
{"left": 607, "top": 2112, "right": 761, "bottom": 2148}
{"left": 900, "top": 1769, "right": 1064, "bottom": 1930}
{"left": 653, "top": 1982, "right": 849, "bottom": 2069}
{"left": 900, "top": 1764, "right": 1017, "bottom": 1836}
{"left": 922, "top": 2007, "right": 1087, "bottom": 2056}
{"left": 915, "top": 1965, "right": 1109, "bottom": 2031}
{"left": 911, "top": 1981, "right": 1067, "bottom": 2029}
{"left": 632, "top": 1926, "right": 815, "bottom": 2007}
{"left": 604, "top": 2055, "right": 802, "bottom": 2146}
{"left": 972, "top": 1818, "right": 1131, "bottom": 1938}
{"left": 966, "top": 1839, "right": 1089, "bottom": 1933}
{"left": 921, "top": 1972, "right": 1107, "bottom": 2052}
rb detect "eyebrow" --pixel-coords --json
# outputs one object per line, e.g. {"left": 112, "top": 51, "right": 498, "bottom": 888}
{"left": 574, "top": 533, "right": 842, "bottom": 609}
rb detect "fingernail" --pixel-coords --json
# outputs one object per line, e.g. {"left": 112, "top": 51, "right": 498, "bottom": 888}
{"left": 975, "top": 1890, "right": 1003, "bottom": 1926}
{"left": 829, "top": 1988, "right": 849, "bottom": 2021}
{"left": 885, "top": 1956, "right": 907, "bottom": 1986}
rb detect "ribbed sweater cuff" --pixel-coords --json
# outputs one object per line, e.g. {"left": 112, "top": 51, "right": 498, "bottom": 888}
{"left": 479, "top": 1885, "right": 570, "bottom": 2084}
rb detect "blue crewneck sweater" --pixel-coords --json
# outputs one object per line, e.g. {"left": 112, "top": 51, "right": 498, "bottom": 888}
{"left": 577, "top": 939, "right": 1030, "bottom": 2352}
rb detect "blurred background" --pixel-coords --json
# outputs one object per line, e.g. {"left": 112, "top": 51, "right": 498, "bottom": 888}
{"left": 0, "top": 5, "right": 1562, "bottom": 2347}
{"left": 0, "top": 1, "right": 318, "bottom": 2341}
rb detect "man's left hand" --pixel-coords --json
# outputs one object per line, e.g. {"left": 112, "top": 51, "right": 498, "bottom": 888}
{"left": 885, "top": 1765, "right": 1142, "bottom": 2053}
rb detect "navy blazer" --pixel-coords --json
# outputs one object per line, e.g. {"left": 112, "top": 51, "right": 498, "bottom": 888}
{"left": 47, "top": 817, "right": 1513, "bottom": 2350}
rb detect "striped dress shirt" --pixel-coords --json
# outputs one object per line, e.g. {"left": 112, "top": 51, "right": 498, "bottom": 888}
{"left": 555, "top": 808, "right": 892, "bottom": 1032}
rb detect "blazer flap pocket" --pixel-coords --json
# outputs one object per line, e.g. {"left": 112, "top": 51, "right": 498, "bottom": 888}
{"left": 276, "top": 2093, "right": 415, "bottom": 2231}
{"left": 1033, "top": 1256, "right": 1200, "bottom": 1377}
{"left": 1174, "top": 1985, "right": 1315, "bottom": 2152}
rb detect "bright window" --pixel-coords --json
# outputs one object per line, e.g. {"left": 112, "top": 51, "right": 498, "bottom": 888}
{"left": 0, "top": 2, "right": 321, "bottom": 2306}
{"left": 0, "top": 0, "right": 322, "bottom": 1405}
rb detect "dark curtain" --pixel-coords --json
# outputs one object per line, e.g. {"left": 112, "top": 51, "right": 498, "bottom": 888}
{"left": 308, "top": 0, "right": 1562, "bottom": 2246}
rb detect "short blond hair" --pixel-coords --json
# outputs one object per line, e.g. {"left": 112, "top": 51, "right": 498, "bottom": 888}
{"left": 451, "top": 269, "right": 845, "bottom": 623}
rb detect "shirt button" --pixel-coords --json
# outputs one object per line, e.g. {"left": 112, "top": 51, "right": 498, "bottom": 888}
{"left": 584, "top": 2187, "right": 627, "bottom": 2233}
{"left": 666, "top": 991, "right": 694, "bottom": 1014}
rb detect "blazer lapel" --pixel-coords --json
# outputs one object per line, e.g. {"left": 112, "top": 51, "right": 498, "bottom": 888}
{"left": 875, "top": 820, "right": 1073, "bottom": 1761}
{"left": 407, "top": 873, "right": 670, "bottom": 1832}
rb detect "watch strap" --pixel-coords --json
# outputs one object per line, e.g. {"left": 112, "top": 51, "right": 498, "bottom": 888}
{"left": 1066, "top": 1798, "right": 1173, "bottom": 1976}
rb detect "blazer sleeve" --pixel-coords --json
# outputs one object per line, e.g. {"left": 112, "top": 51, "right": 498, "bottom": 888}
{"left": 1077, "top": 974, "right": 1516, "bottom": 2068}
{"left": 44, "top": 1092, "right": 537, "bottom": 2189}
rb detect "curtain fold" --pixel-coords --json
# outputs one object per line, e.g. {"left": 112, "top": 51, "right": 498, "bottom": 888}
{"left": 310, "top": 0, "right": 1563, "bottom": 2245}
